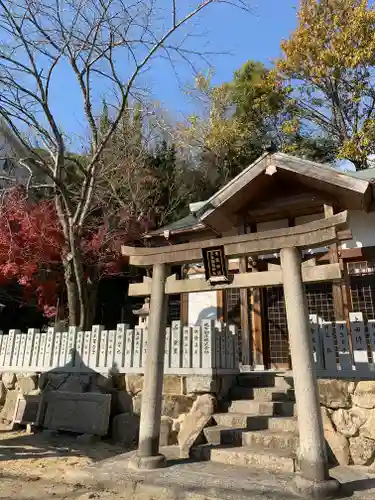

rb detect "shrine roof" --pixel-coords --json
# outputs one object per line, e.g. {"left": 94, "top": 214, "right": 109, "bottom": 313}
{"left": 145, "top": 152, "right": 374, "bottom": 239}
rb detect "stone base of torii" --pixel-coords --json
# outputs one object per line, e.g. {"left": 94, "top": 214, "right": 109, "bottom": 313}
{"left": 122, "top": 212, "right": 349, "bottom": 499}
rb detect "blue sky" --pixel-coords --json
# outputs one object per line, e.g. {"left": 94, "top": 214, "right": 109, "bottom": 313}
{"left": 153, "top": 0, "right": 299, "bottom": 117}
{"left": 50, "top": 0, "right": 299, "bottom": 143}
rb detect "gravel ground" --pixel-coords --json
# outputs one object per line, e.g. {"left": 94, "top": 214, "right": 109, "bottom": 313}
{"left": 0, "top": 476, "right": 117, "bottom": 500}
{"left": 0, "top": 426, "right": 130, "bottom": 499}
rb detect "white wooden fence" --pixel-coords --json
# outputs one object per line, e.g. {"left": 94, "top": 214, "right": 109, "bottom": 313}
{"left": 2, "top": 313, "right": 374, "bottom": 378}
{"left": 0, "top": 320, "right": 239, "bottom": 375}
{"left": 311, "top": 313, "right": 375, "bottom": 378}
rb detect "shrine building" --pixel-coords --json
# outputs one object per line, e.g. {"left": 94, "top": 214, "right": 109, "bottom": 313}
{"left": 144, "top": 152, "right": 375, "bottom": 371}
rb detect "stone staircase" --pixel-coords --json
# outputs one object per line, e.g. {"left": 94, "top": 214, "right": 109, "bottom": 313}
{"left": 192, "top": 372, "right": 300, "bottom": 473}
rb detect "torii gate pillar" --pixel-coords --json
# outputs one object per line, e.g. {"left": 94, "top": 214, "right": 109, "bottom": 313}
{"left": 281, "top": 247, "right": 340, "bottom": 498}
{"left": 129, "top": 263, "right": 168, "bottom": 470}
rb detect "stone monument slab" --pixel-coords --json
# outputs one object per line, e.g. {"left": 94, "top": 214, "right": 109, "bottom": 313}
{"left": 42, "top": 391, "right": 111, "bottom": 436}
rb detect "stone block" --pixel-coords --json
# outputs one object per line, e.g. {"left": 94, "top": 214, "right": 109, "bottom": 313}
{"left": 42, "top": 391, "right": 111, "bottom": 436}
{"left": 16, "top": 372, "right": 38, "bottom": 379}
{"left": 113, "top": 390, "right": 133, "bottom": 414}
{"left": 163, "top": 375, "right": 183, "bottom": 395}
{"left": 318, "top": 379, "right": 351, "bottom": 409}
{"left": 125, "top": 374, "right": 144, "bottom": 395}
{"left": 162, "top": 395, "right": 196, "bottom": 419}
{"left": 178, "top": 394, "right": 216, "bottom": 458}
{"left": 16, "top": 375, "right": 38, "bottom": 395}
{"left": 0, "top": 390, "right": 19, "bottom": 424}
{"left": 159, "top": 416, "right": 173, "bottom": 447}
{"left": 349, "top": 435, "right": 375, "bottom": 465}
{"left": 185, "top": 375, "right": 218, "bottom": 394}
{"left": 321, "top": 407, "right": 350, "bottom": 465}
{"left": 13, "top": 394, "right": 41, "bottom": 425}
{"left": 111, "top": 412, "right": 139, "bottom": 447}
{"left": 2, "top": 372, "right": 16, "bottom": 390}
{"left": 0, "top": 381, "right": 6, "bottom": 405}
{"left": 348, "top": 381, "right": 357, "bottom": 394}
{"left": 331, "top": 407, "right": 367, "bottom": 437}
{"left": 360, "top": 409, "right": 375, "bottom": 440}
{"left": 353, "top": 381, "right": 375, "bottom": 409}
{"left": 132, "top": 394, "right": 196, "bottom": 419}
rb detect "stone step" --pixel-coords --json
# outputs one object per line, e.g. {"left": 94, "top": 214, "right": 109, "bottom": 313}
{"left": 204, "top": 426, "right": 244, "bottom": 446}
{"left": 237, "top": 373, "right": 278, "bottom": 388}
{"left": 267, "top": 417, "right": 298, "bottom": 433}
{"left": 230, "top": 386, "right": 295, "bottom": 402}
{"left": 191, "top": 444, "right": 296, "bottom": 473}
{"left": 212, "top": 413, "right": 298, "bottom": 432}
{"left": 241, "top": 429, "right": 299, "bottom": 453}
{"left": 236, "top": 372, "right": 294, "bottom": 390}
{"left": 275, "top": 373, "right": 294, "bottom": 389}
{"left": 228, "top": 399, "right": 296, "bottom": 417}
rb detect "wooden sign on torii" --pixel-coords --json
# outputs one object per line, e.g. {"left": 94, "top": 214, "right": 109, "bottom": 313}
{"left": 121, "top": 210, "right": 348, "bottom": 497}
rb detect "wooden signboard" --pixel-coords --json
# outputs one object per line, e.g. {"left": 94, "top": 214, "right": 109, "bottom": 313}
{"left": 202, "top": 246, "right": 229, "bottom": 284}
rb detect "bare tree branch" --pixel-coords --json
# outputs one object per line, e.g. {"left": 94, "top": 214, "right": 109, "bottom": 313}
{"left": 0, "top": 0, "right": 253, "bottom": 328}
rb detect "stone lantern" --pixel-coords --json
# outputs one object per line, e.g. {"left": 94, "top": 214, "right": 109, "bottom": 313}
{"left": 132, "top": 298, "right": 150, "bottom": 327}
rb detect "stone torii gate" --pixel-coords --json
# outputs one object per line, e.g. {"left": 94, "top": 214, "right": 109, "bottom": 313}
{"left": 122, "top": 211, "right": 349, "bottom": 498}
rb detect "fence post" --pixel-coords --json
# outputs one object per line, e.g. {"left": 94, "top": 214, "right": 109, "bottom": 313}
{"left": 201, "top": 320, "right": 215, "bottom": 370}
{"left": 171, "top": 321, "right": 182, "bottom": 369}
{"left": 192, "top": 326, "right": 201, "bottom": 369}
{"left": 349, "top": 312, "right": 369, "bottom": 372}
{"left": 114, "top": 324, "right": 126, "bottom": 370}
{"left": 309, "top": 315, "right": 324, "bottom": 370}
{"left": 182, "top": 326, "right": 192, "bottom": 368}
{"left": 336, "top": 321, "right": 352, "bottom": 371}
{"left": 321, "top": 321, "right": 336, "bottom": 371}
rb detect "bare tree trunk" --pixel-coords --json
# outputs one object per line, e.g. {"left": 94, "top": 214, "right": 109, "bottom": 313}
{"left": 87, "top": 281, "right": 99, "bottom": 328}
{"left": 63, "top": 258, "right": 79, "bottom": 327}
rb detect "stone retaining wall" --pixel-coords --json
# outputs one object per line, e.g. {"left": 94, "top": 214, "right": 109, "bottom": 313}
{"left": 2, "top": 371, "right": 375, "bottom": 467}
{"left": 0, "top": 371, "right": 231, "bottom": 448}
{"left": 318, "top": 379, "right": 375, "bottom": 466}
